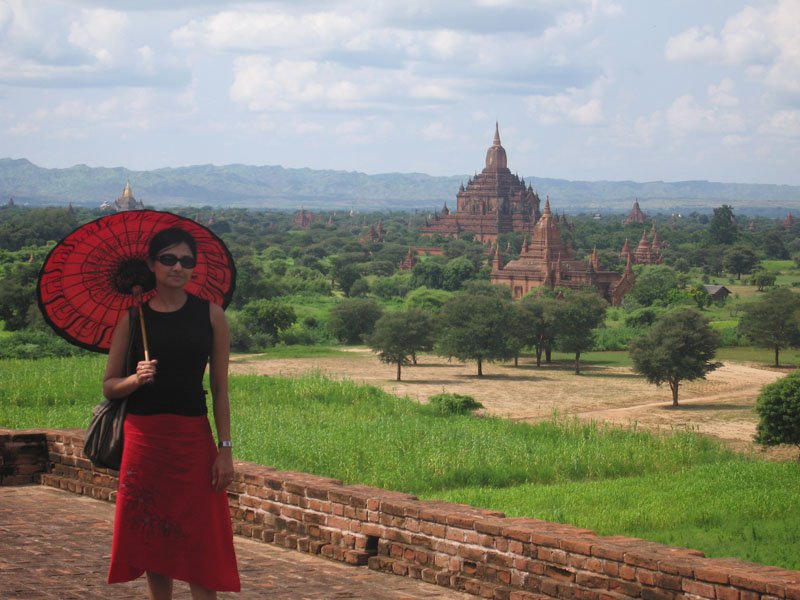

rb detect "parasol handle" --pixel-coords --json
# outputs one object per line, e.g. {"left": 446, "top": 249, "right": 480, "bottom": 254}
{"left": 132, "top": 286, "right": 150, "bottom": 362}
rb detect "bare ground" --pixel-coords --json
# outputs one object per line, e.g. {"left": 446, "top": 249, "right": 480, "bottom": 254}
{"left": 229, "top": 350, "right": 796, "bottom": 460}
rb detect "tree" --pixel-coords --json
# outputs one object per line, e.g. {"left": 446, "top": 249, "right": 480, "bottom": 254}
{"left": 750, "top": 269, "right": 777, "bottom": 291}
{"left": 436, "top": 290, "right": 517, "bottom": 377}
{"left": 366, "top": 309, "right": 436, "bottom": 380}
{"left": 630, "top": 309, "right": 721, "bottom": 406}
{"left": 514, "top": 297, "right": 556, "bottom": 367}
{"left": 442, "top": 257, "right": 476, "bottom": 291}
{"left": 410, "top": 260, "right": 445, "bottom": 289}
{"left": 404, "top": 287, "right": 453, "bottom": 313}
{"left": 628, "top": 265, "right": 679, "bottom": 307}
{"left": 687, "top": 285, "right": 711, "bottom": 309}
{"left": 328, "top": 298, "right": 383, "bottom": 344}
{"left": 708, "top": 204, "right": 739, "bottom": 245}
{"left": 754, "top": 370, "right": 800, "bottom": 458}
{"left": 723, "top": 245, "right": 759, "bottom": 279}
{"left": 738, "top": 287, "right": 800, "bottom": 367}
{"left": 239, "top": 299, "right": 297, "bottom": 344}
{"left": 552, "top": 288, "right": 607, "bottom": 374}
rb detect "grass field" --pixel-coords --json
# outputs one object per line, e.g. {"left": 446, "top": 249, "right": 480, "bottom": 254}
{"left": 1, "top": 355, "right": 798, "bottom": 569}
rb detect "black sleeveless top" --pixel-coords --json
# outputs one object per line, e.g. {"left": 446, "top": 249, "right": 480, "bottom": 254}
{"left": 127, "top": 293, "right": 212, "bottom": 416}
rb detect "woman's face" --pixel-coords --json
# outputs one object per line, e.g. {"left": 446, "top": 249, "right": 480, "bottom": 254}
{"left": 150, "top": 242, "right": 196, "bottom": 289}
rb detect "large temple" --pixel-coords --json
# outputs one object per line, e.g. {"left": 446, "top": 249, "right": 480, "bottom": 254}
{"left": 419, "top": 124, "right": 540, "bottom": 243}
{"left": 491, "top": 198, "right": 635, "bottom": 305}
{"left": 101, "top": 181, "right": 144, "bottom": 211}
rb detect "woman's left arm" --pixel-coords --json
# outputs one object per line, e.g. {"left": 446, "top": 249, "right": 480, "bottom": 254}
{"left": 209, "top": 302, "right": 234, "bottom": 493}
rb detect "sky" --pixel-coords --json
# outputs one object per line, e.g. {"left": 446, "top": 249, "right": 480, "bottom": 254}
{"left": 1, "top": 0, "right": 799, "bottom": 185}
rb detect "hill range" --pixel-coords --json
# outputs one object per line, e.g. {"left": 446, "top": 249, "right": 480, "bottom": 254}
{"left": 2, "top": 158, "right": 799, "bottom": 216}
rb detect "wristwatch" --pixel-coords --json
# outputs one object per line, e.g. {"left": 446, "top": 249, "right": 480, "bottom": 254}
{"left": 218, "top": 440, "right": 233, "bottom": 449}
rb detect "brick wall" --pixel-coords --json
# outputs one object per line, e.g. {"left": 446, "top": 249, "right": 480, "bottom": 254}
{"left": 0, "top": 430, "right": 49, "bottom": 486}
{"left": 3, "top": 428, "right": 799, "bottom": 599}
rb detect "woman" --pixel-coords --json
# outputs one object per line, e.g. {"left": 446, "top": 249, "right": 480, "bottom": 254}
{"left": 103, "top": 227, "right": 240, "bottom": 598}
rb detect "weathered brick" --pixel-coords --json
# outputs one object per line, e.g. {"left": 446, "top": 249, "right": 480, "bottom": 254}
{"left": 682, "top": 579, "right": 716, "bottom": 598}
{"left": 715, "top": 588, "right": 741, "bottom": 600}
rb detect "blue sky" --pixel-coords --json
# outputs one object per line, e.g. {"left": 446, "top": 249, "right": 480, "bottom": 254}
{"left": 1, "top": 0, "right": 799, "bottom": 185}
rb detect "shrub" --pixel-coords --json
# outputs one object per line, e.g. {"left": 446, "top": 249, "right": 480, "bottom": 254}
{"left": 755, "top": 370, "right": 800, "bottom": 456}
{"left": 426, "top": 393, "right": 484, "bottom": 416}
{"left": 624, "top": 307, "right": 664, "bottom": 328}
{"left": 328, "top": 298, "right": 383, "bottom": 344}
{"left": 0, "top": 329, "right": 87, "bottom": 359}
{"left": 591, "top": 327, "right": 642, "bottom": 351}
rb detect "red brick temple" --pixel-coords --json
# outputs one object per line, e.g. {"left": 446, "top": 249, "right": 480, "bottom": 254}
{"left": 620, "top": 221, "right": 664, "bottom": 265}
{"left": 491, "top": 198, "right": 635, "bottom": 305}
{"left": 623, "top": 199, "right": 646, "bottom": 224}
{"left": 420, "top": 124, "right": 540, "bottom": 243}
{"left": 293, "top": 208, "right": 315, "bottom": 228}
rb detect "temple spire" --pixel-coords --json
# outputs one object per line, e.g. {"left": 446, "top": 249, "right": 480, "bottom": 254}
{"left": 493, "top": 121, "right": 501, "bottom": 146}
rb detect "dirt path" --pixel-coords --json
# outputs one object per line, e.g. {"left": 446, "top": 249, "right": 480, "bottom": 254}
{"left": 229, "top": 351, "right": 794, "bottom": 459}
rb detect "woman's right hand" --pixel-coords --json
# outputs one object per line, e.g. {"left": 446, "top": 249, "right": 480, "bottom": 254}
{"left": 134, "top": 359, "right": 158, "bottom": 386}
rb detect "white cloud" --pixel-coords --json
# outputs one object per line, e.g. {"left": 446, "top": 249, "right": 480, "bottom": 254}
{"left": 230, "top": 55, "right": 461, "bottom": 112}
{"left": 67, "top": 8, "right": 129, "bottom": 63}
{"left": 665, "top": 26, "right": 722, "bottom": 62}
{"left": 666, "top": 0, "right": 800, "bottom": 99}
{"left": 758, "top": 109, "right": 800, "bottom": 138}
{"left": 0, "top": 1, "right": 188, "bottom": 87}
{"left": 172, "top": 9, "right": 360, "bottom": 53}
{"left": 666, "top": 94, "right": 744, "bottom": 137}
{"left": 708, "top": 78, "right": 739, "bottom": 108}
{"left": 526, "top": 77, "right": 608, "bottom": 126}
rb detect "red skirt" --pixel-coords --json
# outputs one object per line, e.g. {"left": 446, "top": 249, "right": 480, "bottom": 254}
{"left": 108, "top": 414, "right": 240, "bottom": 592}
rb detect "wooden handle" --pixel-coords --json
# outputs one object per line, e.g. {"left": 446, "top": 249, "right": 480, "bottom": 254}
{"left": 132, "top": 286, "right": 150, "bottom": 362}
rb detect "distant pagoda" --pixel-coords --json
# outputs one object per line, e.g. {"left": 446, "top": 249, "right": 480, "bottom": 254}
{"left": 491, "top": 198, "right": 634, "bottom": 305}
{"left": 420, "top": 123, "right": 541, "bottom": 243}
{"left": 111, "top": 181, "right": 144, "bottom": 212}
{"left": 623, "top": 199, "right": 646, "bottom": 225}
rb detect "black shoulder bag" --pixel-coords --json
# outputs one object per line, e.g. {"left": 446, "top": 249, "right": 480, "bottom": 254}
{"left": 84, "top": 307, "right": 137, "bottom": 471}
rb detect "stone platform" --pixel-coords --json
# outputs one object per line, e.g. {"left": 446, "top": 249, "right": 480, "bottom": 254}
{"left": 0, "top": 486, "right": 476, "bottom": 599}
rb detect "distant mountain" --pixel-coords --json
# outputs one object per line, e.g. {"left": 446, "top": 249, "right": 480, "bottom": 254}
{"left": 2, "top": 157, "right": 799, "bottom": 216}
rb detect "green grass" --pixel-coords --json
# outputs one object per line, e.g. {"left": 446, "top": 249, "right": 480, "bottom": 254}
{"left": 1, "top": 356, "right": 798, "bottom": 569}
{"left": 717, "top": 346, "right": 800, "bottom": 366}
{"left": 430, "top": 460, "right": 800, "bottom": 568}
{"left": 234, "top": 345, "right": 350, "bottom": 360}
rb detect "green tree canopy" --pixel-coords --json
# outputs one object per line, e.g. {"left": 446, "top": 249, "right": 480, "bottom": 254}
{"left": 754, "top": 370, "right": 800, "bottom": 457}
{"left": 738, "top": 287, "right": 800, "bottom": 367}
{"left": 515, "top": 295, "right": 559, "bottom": 366}
{"left": 328, "top": 298, "right": 384, "bottom": 344}
{"left": 749, "top": 269, "right": 777, "bottom": 291}
{"left": 366, "top": 309, "right": 437, "bottom": 380}
{"left": 629, "top": 265, "right": 680, "bottom": 307}
{"left": 435, "top": 290, "right": 517, "bottom": 376}
{"left": 708, "top": 204, "right": 739, "bottom": 245}
{"left": 630, "top": 309, "right": 721, "bottom": 406}
{"left": 723, "top": 245, "right": 759, "bottom": 279}
{"left": 410, "top": 259, "right": 445, "bottom": 290}
{"left": 552, "top": 288, "right": 608, "bottom": 374}
{"left": 404, "top": 287, "right": 453, "bottom": 313}
{"left": 442, "top": 256, "right": 477, "bottom": 291}
{"left": 239, "top": 299, "right": 297, "bottom": 344}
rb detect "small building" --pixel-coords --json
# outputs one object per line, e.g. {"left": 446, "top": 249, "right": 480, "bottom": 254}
{"left": 702, "top": 285, "right": 731, "bottom": 302}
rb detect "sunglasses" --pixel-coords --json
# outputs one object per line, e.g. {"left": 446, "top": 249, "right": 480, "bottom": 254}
{"left": 156, "top": 254, "right": 197, "bottom": 269}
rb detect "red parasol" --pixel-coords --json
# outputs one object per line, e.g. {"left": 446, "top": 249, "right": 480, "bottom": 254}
{"left": 37, "top": 210, "right": 236, "bottom": 353}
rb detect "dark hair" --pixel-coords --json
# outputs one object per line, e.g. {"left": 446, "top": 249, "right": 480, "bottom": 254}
{"left": 148, "top": 227, "right": 197, "bottom": 261}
